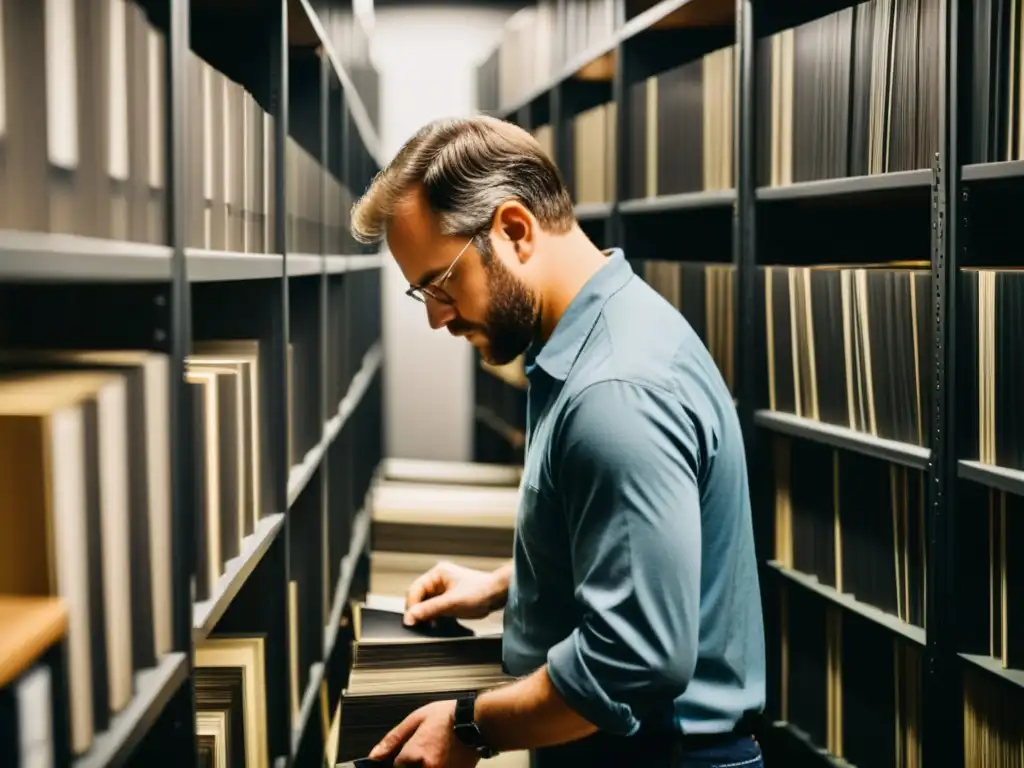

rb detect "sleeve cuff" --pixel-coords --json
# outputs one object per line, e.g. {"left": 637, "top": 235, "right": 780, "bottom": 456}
{"left": 546, "top": 631, "right": 641, "bottom": 737}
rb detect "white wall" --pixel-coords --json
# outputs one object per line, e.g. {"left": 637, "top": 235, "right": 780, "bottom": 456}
{"left": 371, "top": 5, "right": 515, "bottom": 461}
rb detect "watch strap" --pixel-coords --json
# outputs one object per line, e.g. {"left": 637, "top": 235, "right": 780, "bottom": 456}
{"left": 453, "top": 693, "right": 497, "bottom": 757}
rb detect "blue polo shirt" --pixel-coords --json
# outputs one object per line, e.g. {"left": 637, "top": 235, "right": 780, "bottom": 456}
{"left": 501, "top": 249, "right": 765, "bottom": 738}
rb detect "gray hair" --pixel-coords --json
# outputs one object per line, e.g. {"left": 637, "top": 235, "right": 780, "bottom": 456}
{"left": 349, "top": 115, "right": 575, "bottom": 246}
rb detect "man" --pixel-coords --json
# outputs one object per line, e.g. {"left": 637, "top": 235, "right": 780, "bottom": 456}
{"left": 349, "top": 115, "right": 765, "bottom": 768}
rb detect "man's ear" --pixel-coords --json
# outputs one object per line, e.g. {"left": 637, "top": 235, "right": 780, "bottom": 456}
{"left": 494, "top": 201, "right": 535, "bottom": 263}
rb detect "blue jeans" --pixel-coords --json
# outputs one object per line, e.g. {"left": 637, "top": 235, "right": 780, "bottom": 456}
{"left": 530, "top": 731, "right": 764, "bottom": 768}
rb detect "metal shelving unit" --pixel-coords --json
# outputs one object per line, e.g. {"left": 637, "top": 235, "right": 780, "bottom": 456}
{"left": 478, "top": 0, "right": 1024, "bottom": 764}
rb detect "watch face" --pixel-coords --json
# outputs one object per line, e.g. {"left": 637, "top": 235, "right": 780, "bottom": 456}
{"left": 453, "top": 722, "right": 481, "bottom": 745}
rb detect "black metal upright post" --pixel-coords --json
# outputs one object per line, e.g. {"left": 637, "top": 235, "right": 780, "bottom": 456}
{"left": 611, "top": 43, "right": 630, "bottom": 252}
{"left": 273, "top": 0, "right": 291, "bottom": 516}
{"left": 734, "top": 0, "right": 757, "bottom": 497}
{"left": 926, "top": 0, "right": 968, "bottom": 763}
{"left": 167, "top": 0, "right": 197, "bottom": 761}
{"left": 271, "top": 2, "right": 293, "bottom": 760}
{"left": 320, "top": 51, "right": 331, "bottom": 625}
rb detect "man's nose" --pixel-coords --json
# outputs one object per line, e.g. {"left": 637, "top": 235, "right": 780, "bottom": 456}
{"left": 426, "top": 300, "right": 456, "bottom": 330}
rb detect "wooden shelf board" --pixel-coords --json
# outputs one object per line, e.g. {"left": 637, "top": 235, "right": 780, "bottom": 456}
{"left": 0, "top": 597, "right": 67, "bottom": 688}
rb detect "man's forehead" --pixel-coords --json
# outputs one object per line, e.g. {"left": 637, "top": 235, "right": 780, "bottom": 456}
{"left": 386, "top": 189, "right": 442, "bottom": 284}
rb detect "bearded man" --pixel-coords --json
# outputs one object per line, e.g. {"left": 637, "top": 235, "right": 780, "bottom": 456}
{"left": 348, "top": 115, "right": 766, "bottom": 768}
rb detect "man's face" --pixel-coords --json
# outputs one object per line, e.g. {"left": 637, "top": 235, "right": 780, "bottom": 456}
{"left": 386, "top": 190, "right": 539, "bottom": 365}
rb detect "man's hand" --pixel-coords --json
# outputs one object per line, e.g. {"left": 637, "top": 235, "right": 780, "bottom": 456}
{"left": 403, "top": 561, "right": 510, "bottom": 626}
{"left": 368, "top": 700, "right": 480, "bottom": 768}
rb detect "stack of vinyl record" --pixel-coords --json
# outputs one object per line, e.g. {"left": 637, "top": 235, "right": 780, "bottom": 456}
{"left": 336, "top": 596, "right": 511, "bottom": 763}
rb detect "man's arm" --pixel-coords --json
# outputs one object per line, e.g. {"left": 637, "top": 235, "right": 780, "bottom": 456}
{"left": 475, "top": 379, "right": 705, "bottom": 750}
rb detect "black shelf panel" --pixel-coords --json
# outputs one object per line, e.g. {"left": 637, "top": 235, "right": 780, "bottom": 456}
{"left": 755, "top": 169, "right": 932, "bottom": 204}
{"left": 193, "top": 513, "right": 287, "bottom": 639}
{"left": 186, "top": 249, "right": 284, "bottom": 282}
{"left": 960, "top": 653, "right": 1024, "bottom": 692}
{"left": 754, "top": 410, "right": 931, "bottom": 469}
{"left": 958, "top": 460, "right": 1024, "bottom": 499}
{"left": 768, "top": 561, "right": 927, "bottom": 646}
{"left": 72, "top": 653, "right": 190, "bottom": 768}
{"left": 0, "top": 231, "right": 172, "bottom": 282}
{"left": 619, "top": 189, "right": 735, "bottom": 214}
{"left": 962, "top": 161, "right": 1024, "bottom": 183}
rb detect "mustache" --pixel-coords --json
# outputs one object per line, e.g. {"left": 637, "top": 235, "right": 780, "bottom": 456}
{"left": 447, "top": 318, "right": 486, "bottom": 336}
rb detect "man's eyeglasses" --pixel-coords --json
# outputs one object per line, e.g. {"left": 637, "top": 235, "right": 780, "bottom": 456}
{"left": 405, "top": 236, "right": 475, "bottom": 305}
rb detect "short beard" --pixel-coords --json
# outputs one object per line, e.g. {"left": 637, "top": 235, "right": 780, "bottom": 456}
{"left": 480, "top": 254, "right": 539, "bottom": 365}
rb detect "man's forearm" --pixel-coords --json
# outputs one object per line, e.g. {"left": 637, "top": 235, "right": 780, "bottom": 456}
{"left": 488, "top": 560, "right": 514, "bottom": 610}
{"left": 473, "top": 666, "right": 599, "bottom": 753}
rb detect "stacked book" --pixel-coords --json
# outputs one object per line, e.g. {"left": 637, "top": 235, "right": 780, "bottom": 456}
{"left": 328, "top": 459, "right": 528, "bottom": 766}
{"left": 370, "top": 461, "right": 521, "bottom": 561}
{"left": 332, "top": 596, "right": 527, "bottom": 767}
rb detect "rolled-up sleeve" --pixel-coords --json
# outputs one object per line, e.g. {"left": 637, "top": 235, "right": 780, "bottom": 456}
{"left": 545, "top": 379, "right": 703, "bottom": 736}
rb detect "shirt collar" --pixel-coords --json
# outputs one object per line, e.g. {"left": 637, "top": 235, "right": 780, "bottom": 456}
{"left": 524, "top": 248, "right": 633, "bottom": 382}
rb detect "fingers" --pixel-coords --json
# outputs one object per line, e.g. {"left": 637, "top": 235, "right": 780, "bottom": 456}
{"left": 369, "top": 709, "right": 422, "bottom": 760}
{"left": 406, "top": 592, "right": 461, "bottom": 625}
{"left": 403, "top": 564, "right": 449, "bottom": 625}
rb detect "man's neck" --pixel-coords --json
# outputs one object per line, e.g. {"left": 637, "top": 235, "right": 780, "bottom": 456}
{"left": 536, "top": 228, "right": 610, "bottom": 343}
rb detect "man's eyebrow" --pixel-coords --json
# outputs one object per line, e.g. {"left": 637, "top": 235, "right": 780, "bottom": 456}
{"left": 413, "top": 267, "right": 444, "bottom": 287}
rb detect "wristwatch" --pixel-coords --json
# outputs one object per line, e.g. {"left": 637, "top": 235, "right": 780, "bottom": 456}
{"left": 453, "top": 693, "right": 498, "bottom": 758}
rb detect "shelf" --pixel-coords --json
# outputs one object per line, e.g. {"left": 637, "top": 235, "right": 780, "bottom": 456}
{"left": 960, "top": 653, "right": 1024, "bottom": 691}
{"left": 619, "top": 189, "right": 735, "bottom": 214}
{"left": 295, "top": 0, "right": 382, "bottom": 166}
{"left": 192, "top": 513, "right": 287, "bottom": 639}
{"left": 500, "top": 36, "right": 618, "bottom": 120}
{"left": 756, "top": 169, "right": 932, "bottom": 203}
{"left": 290, "top": 341, "right": 384, "bottom": 507}
{"left": 0, "top": 231, "right": 172, "bottom": 282}
{"left": 754, "top": 410, "right": 931, "bottom": 469}
{"left": 480, "top": 359, "right": 527, "bottom": 390}
{"left": 337, "top": 342, "right": 384, "bottom": 425}
{"left": 772, "top": 721, "right": 853, "bottom": 768}
{"left": 474, "top": 406, "right": 526, "bottom": 449}
{"left": 499, "top": 0, "right": 737, "bottom": 118}
{"left": 346, "top": 254, "right": 385, "bottom": 272}
{"left": 73, "top": 653, "right": 190, "bottom": 768}
{"left": 323, "top": 505, "right": 372, "bottom": 659}
{"left": 621, "top": 0, "right": 734, "bottom": 42}
{"left": 186, "top": 249, "right": 283, "bottom": 282}
{"left": 574, "top": 202, "right": 614, "bottom": 221}
{"left": 962, "top": 160, "right": 1024, "bottom": 183}
{"left": 287, "top": 441, "right": 325, "bottom": 509}
{"left": 291, "top": 660, "right": 326, "bottom": 757}
{"left": 288, "top": 253, "right": 323, "bottom": 277}
{"left": 768, "top": 561, "right": 926, "bottom": 646}
{"left": 325, "top": 253, "right": 385, "bottom": 274}
{"left": 958, "top": 460, "right": 1024, "bottom": 498}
